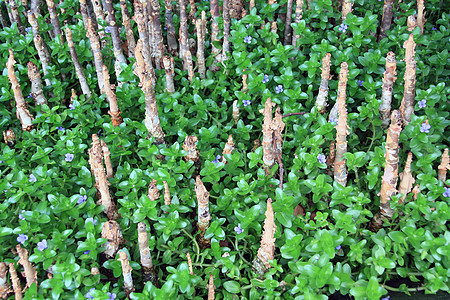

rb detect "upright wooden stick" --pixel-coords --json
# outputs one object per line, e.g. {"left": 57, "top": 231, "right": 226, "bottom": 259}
{"left": 103, "top": 65, "right": 123, "bottom": 126}
{"left": 253, "top": 198, "right": 276, "bottom": 276}
{"left": 119, "top": 0, "right": 136, "bottom": 57}
{"left": 315, "top": 53, "right": 332, "bottom": 113}
{"left": 378, "top": 0, "right": 394, "bottom": 41}
{"left": 292, "top": 0, "right": 304, "bottom": 49}
{"left": 87, "top": 18, "right": 105, "bottom": 93}
{"left": 379, "top": 51, "right": 397, "bottom": 128}
{"left": 165, "top": 0, "right": 178, "bottom": 55}
{"left": 27, "top": 62, "right": 47, "bottom": 105}
{"left": 45, "top": 0, "right": 63, "bottom": 43}
{"left": 118, "top": 251, "right": 135, "bottom": 296}
{"left": 16, "top": 245, "right": 37, "bottom": 289}
{"left": 138, "top": 222, "right": 158, "bottom": 286}
{"left": 399, "top": 34, "right": 416, "bottom": 126}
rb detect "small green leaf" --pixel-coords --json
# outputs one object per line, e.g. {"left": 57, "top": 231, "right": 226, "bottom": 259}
{"left": 223, "top": 280, "right": 241, "bottom": 293}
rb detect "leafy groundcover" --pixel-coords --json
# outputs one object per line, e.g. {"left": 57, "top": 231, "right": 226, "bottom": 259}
{"left": 0, "top": 0, "right": 449, "bottom": 299}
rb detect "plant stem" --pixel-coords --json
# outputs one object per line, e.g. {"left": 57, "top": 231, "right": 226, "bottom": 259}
{"left": 181, "top": 228, "right": 200, "bottom": 261}
{"left": 354, "top": 167, "right": 361, "bottom": 191}
{"left": 282, "top": 112, "right": 306, "bottom": 118}
{"left": 234, "top": 237, "right": 252, "bottom": 266}
{"left": 367, "top": 121, "right": 376, "bottom": 153}
{"left": 382, "top": 284, "right": 426, "bottom": 292}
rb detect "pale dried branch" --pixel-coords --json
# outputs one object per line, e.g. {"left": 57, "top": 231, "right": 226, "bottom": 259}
{"left": 118, "top": 251, "right": 135, "bottom": 296}
{"left": 399, "top": 34, "right": 416, "bottom": 126}
{"left": 16, "top": 245, "right": 37, "bottom": 288}
{"left": 253, "top": 198, "right": 276, "bottom": 275}
{"left": 315, "top": 53, "right": 332, "bottom": 113}
{"left": 379, "top": 51, "right": 397, "bottom": 128}
{"left": 398, "top": 152, "right": 415, "bottom": 204}
{"left": 101, "top": 220, "right": 124, "bottom": 258}
{"left": 438, "top": 148, "right": 449, "bottom": 183}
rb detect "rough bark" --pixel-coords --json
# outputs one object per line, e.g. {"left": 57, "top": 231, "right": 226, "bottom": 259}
{"left": 103, "top": 65, "right": 123, "bottom": 126}
{"left": 232, "top": 100, "right": 239, "bottom": 124}
{"left": 315, "top": 53, "right": 332, "bottom": 113}
{"left": 208, "top": 274, "right": 215, "bottom": 300}
{"left": 65, "top": 27, "right": 92, "bottom": 99}
{"left": 87, "top": 18, "right": 105, "bottom": 93}
{"left": 7, "top": 49, "right": 34, "bottom": 131}
{"left": 164, "top": 0, "right": 178, "bottom": 55}
{"left": 150, "top": 0, "right": 165, "bottom": 68}
{"left": 101, "top": 220, "right": 124, "bottom": 257}
{"left": 221, "top": 135, "right": 235, "bottom": 163}
{"left": 79, "top": 0, "right": 90, "bottom": 29}
{"left": 195, "top": 11, "right": 207, "bottom": 78}
{"left": 378, "top": 0, "right": 394, "bottom": 41}
{"left": 341, "top": 0, "right": 352, "bottom": 21}
{"left": 210, "top": 0, "right": 221, "bottom": 70}
{"left": 379, "top": 51, "right": 397, "bottom": 128}
{"left": 262, "top": 97, "right": 275, "bottom": 169}
{"left": 438, "top": 148, "right": 449, "bottom": 183}
{"left": 196, "top": 175, "right": 211, "bottom": 249}
{"left": 91, "top": 0, "right": 107, "bottom": 46}
{"left": 416, "top": 0, "right": 426, "bottom": 35}
{"left": 101, "top": 139, "right": 114, "bottom": 178}
{"left": 399, "top": 34, "right": 416, "bottom": 126}
{"left": 137, "top": 222, "right": 158, "bottom": 286}
{"left": 16, "top": 245, "right": 37, "bottom": 289}
{"left": 163, "top": 56, "right": 175, "bottom": 93}
{"left": 327, "top": 140, "right": 336, "bottom": 170}
{"left": 3, "top": 129, "right": 16, "bottom": 147}
{"left": 8, "top": 0, "right": 25, "bottom": 35}
{"left": 118, "top": 251, "right": 135, "bottom": 296}
{"left": 45, "top": 0, "right": 63, "bottom": 43}
{"left": 179, "top": 0, "right": 190, "bottom": 71}
{"left": 188, "top": 0, "right": 196, "bottom": 20}
{"left": 119, "top": 0, "right": 136, "bottom": 57}
{"left": 253, "top": 198, "right": 276, "bottom": 276}
{"left": 284, "top": 0, "right": 294, "bottom": 45}
{"left": 292, "top": 0, "right": 304, "bottom": 49}
{"left": 105, "top": 0, "right": 127, "bottom": 76}
{"left": 27, "top": 61, "right": 47, "bottom": 105}
{"left": 147, "top": 179, "right": 160, "bottom": 201}
{"left": 183, "top": 135, "right": 200, "bottom": 163}
{"left": 407, "top": 15, "right": 416, "bottom": 32}
{"left": 272, "top": 106, "right": 285, "bottom": 159}
{"left": 222, "top": 0, "right": 231, "bottom": 61}
{"left": 334, "top": 62, "right": 349, "bottom": 187}
{"left": 186, "top": 252, "right": 194, "bottom": 275}
{"left": 8, "top": 263, "right": 22, "bottom": 300}
{"left": 163, "top": 180, "right": 171, "bottom": 205}
{"left": 0, "top": 262, "right": 11, "bottom": 299}
{"left": 398, "top": 152, "right": 414, "bottom": 204}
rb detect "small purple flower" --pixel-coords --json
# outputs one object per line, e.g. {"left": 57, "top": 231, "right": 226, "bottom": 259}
{"left": 56, "top": 126, "right": 65, "bottom": 131}
{"left": 17, "top": 234, "right": 28, "bottom": 245}
{"left": 0, "top": 160, "right": 2, "bottom": 163}
{"left": 69, "top": 103, "right": 75, "bottom": 110}
{"left": 27, "top": 93, "right": 32, "bottom": 98}
{"left": 381, "top": 296, "right": 390, "bottom": 300}
{"left": 358, "top": 80, "right": 364, "bottom": 87}
{"left": 212, "top": 155, "right": 221, "bottom": 164}
{"left": 105, "top": 26, "right": 111, "bottom": 33}
{"left": 87, "top": 217, "right": 97, "bottom": 225}
{"left": 65, "top": 153, "right": 74, "bottom": 162}
{"left": 420, "top": 123, "right": 431, "bottom": 133}
{"left": 37, "top": 239, "right": 48, "bottom": 251}
{"left": 244, "top": 36, "right": 252, "bottom": 44}
{"left": 443, "top": 187, "right": 450, "bottom": 198}
{"left": 432, "top": 27, "right": 437, "bottom": 30}
{"left": 234, "top": 223, "right": 244, "bottom": 234}
{"left": 418, "top": 99, "right": 427, "bottom": 108}
{"left": 275, "top": 85, "right": 283, "bottom": 94}
{"left": 262, "top": 74, "right": 269, "bottom": 84}
{"left": 335, "top": 245, "right": 341, "bottom": 250}
{"left": 29, "top": 174, "right": 37, "bottom": 182}
{"left": 84, "top": 250, "right": 90, "bottom": 255}
{"left": 338, "top": 23, "right": 348, "bottom": 33}
{"left": 164, "top": 26, "right": 167, "bottom": 30}
{"left": 329, "top": 118, "right": 337, "bottom": 125}
{"left": 107, "top": 292, "right": 117, "bottom": 300}
{"left": 317, "top": 154, "right": 326, "bottom": 164}
{"left": 25, "top": 27, "right": 31, "bottom": 33}
{"left": 86, "top": 288, "right": 95, "bottom": 299}
{"left": 315, "top": 256, "right": 319, "bottom": 260}
{"left": 78, "top": 195, "right": 87, "bottom": 204}
{"left": 19, "top": 210, "right": 25, "bottom": 220}
{"left": 242, "top": 100, "right": 251, "bottom": 107}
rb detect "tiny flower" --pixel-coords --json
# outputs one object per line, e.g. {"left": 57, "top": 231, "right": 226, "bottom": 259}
{"left": 56, "top": 126, "right": 65, "bottom": 131}
{"left": 164, "top": 26, "right": 167, "bottom": 30}
{"left": 86, "top": 288, "right": 95, "bottom": 299}
{"left": 37, "top": 239, "right": 48, "bottom": 251}
{"left": 84, "top": 250, "right": 90, "bottom": 255}
{"left": 222, "top": 252, "right": 230, "bottom": 257}
{"left": 0, "top": 160, "right": 2, "bottom": 163}
{"left": 381, "top": 296, "right": 390, "bottom": 300}
{"left": 244, "top": 35, "right": 252, "bottom": 44}
{"left": 315, "top": 255, "right": 319, "bottom": 260}
{"left": 443, "top": 187, "right": 450, "bottom": 198}
{"left": 335, "top": 245, "right": 341, "bottom": 250}
{"left": 262, "top": 74, "right": 269, "bottom": 84}
{"left": 419, "top": 123, "right": 431, "bottom": 133}
{"left": 69, "top": 103, "right": 75, "bottom": 110}
{"left": 19, "top": 210, "right": 25, "bottom": 220}
{"left": 78, "top": 195, "right": 87, "bottom": 204}
{"left": 234, "top": 223, "right": 244, "bottom": 234}
{"left": 358, "top": 80, "right": 364, "bottom": 87}
{"left": 338, "top": 23, "right": 348, "bottom": 33}
{"left": 275, "top": 85, "right": 283, "bottom": 94}
{"left": 107, "top": 292, "right": 117, "bottom": 300}
{"left": 29, "top": 174, "right": 37, "bottom": 182}
{"left": 317, "top": 154, "right": 326, "bottom": 164}
{"left": 25, "top": 27, "right": 31, "bottom": 33}
{"left": 17, "top": 234, "right": 28, "bottom": 245}
{"left": 65, "top": 153, "right": 74, "bottom": 162}
{"left": 212, "top": 155, "right": 221, "bottom": 164}
{"left": 246, "top": 24, "right": 250, "bottom": 29}
{"left": 242, "top": 100, "right": 251, "bottom": 107}
{"left": 27, "top": 93, "right": 32, "bottom": 98}
{"left": 105, "top": 26, "right": 111, "bottom": 33}
{"left": 329, "top": 118, "right": 338, "bottom": 125}
{"left": 432, "top": 27, "right": 437, "bottom": 30}
{"left": 418, "top": 99, "right": 427, "bottom": 108}
{"left": 87, "top": 217, "right": 97, "bottom": 225}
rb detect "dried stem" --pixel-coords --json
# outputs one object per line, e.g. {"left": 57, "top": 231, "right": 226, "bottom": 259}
{"left": 148, "top": 179, "right": 160, "bottom": 201}
{"left": 407, "top": 15, "right": 416, "bottom": 32}
{"left": 273, "top": 107, "right": 285, "bottom": 188}
{"left": 378, "top": 0, "right": 394, "bottom": 41}
{"left": 183, "top": 135, "right": 200, "bottom": 163}
{"left": 27, "top": 61, "right": 47, "bottom": 105}
{"left": 230, "top": 0, "right": 245, "bottom": 19}
{"left": 45, "top": 0, "right": 63, "bottom": 43}
{"left": 284, "top": 0, "right": 294, "bottom": 45}
{"left": 186, "top": 252, "right": 194, "bottom": 275}
{"left": 334, "top": 62, "right": 349, "bottom": 187}
{"left": 188, "top": 0, "right": 196, "bottom": 20}
{"left": 0, "top": 262, "right": 11, "bottom": 299}
{"left": 327, "top": 140, "right": 336, "bottom": 169}
{"left": 101, "top": 220, "right": 124, "bottom": 258}
{"left": 138, "top": 222, "right": 158, "bottom": 286}
{"left": 221, "top": 135, "right": 235, "bottom": 163}
{"left": 315, "top": 53, "right": 332, "bottom": 113}
{"left": 232, "top": 100, "right": 239, "bottom": 124}
{"left": 8, "top": 0, "right": 25, "bottom": 34}
{"left": 222, "top": 0, "right": 231, "bottom": 61}
{"left": 163, "top": 56, "right": 175, "bottom": 93}
{"left": 163, "top": 180, "right": 171, "bottom": 205}
{"left": 416, "top": 0, "right": 426, "bottom": 35}
{"left": 16, "top": 245, "right": 37, "bottom": 289}
{"left": 399, "top": 34, "right": 416, "bottom": 126}
{"left": 87, "top": 18, "right": 105, "bottom": 93}
{"left": 101, "top": 139, "right": 114, "bottom": 178}
{"left": 196, "top": 12, "right": 207, "bottom": 78}
{"left": 341, "top": 0, "right": 353, "bottom": 21}
{"left": 262, "top": 97, "right": 275, "bottom": 170}
{"left": 208, "top": 274, "right": 215, "bottom": 300}
{"left": 253, "top": 198, "right": 276, "bottom": 276}
{"left": 196, "top": 175, "right": 211, "bottom": 249}
{"left": 398, "top": 152, "right": 414, "bottom": 204}
{"left": 179, "top": 0, "right": 191, "bottom": 71}
{"left": 3, "top": 129, "right": 16, "bottom": 146}
{"left": 103, "top": 65, "right": 123, "bottom": 126}
{"left": 91, "top": 0, "right": 107, "bottom": 46}
{"left": 438, "top": 148, "right": 449, "bottom": 183}
{"left": 8, "top": 263, "right": 22, "bottom": 300}
{"left": 185, "top": 50, "right": 195, "bottom": 82}
{"left": 150, "top": 0, "right": 165, "bottom": 68}
{"left": 165, "top": 0, "right": 178, "bottom": 55}
{"left": 119, "top": 0, "right": 136, "bottom": 57}
{"left": 379, "top": 51, "right": 397, "bottom": 128}
{"left": 65, "top": 27, "right": 92, "bottom": 99}
{"left": 118, "top": 251, "right": 135, "bottom": 296}
{"left": 7, "top": 49, "right": 34, "bottom": 131}
{"left": 292, "top": 0, "right": 304, "bottom": 49}
{"left": 210, "top": 0, "right": 221, "bottom": 70}
{"left": 79, "top": 0, "right": 90, "bottom": 29}
{"left": 105, "top": 0, "right": 127, "bottom": 74}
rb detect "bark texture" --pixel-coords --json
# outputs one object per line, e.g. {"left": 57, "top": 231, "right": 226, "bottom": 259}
{"left": 119, "top": 0, "right": 136, "bottom": 57}
{"left": 378, "top": 0, "right": 394, "bottom": 41}
{"left": 150, "top": 0, "right": 165, "bottom": 68}
{"left": 165, "top": 0, "right": 178, "bottom": 55}
{"left": 163, "top": 180, "right": 171, "bottom": 205}
{"left": 399, "top": 34, "right": 416, "bottom": 126}
{"left": 183, "top": 135, "right": 200, "bottom": 163}
{"left": 7, "top": 49, "right": 34, "bottom": 131}
{"left": 0, "top": 262, "right": 11, "bottom": 299}
{"left": 379, "top": 51, "right": 397, "bottom": 128}
{"left": 9, "top": 263, "right": 22, "bottom": 300}
{"left": 196, "top": 11, "right": 207, "bottom": 78}
{"left": 101, "top": 139, "right": 114, "bottom": 178}
{"left": 253, "top": 198, "right": 276, "bottom": 276}
{"left": 16, "top": 245, "right": 37, "bottom": 289}
{"left": 222, "top": 0, "right": 231, "bottom": 61}
{"left": 8, "top": 0, "right": 25, "bottom": 35}
{"left": 148, "top": 179, "right": 160, "bottom": 201}
{"left": 315, "top": 53, "right": 332, "bottom": 113}
{"left": 118, "top": 251, "right": 135, "bottom": 296}
{"left": 417, "top": 0, "right": 426, "bottom": 34}
{"left": 232, "top": 100, "right": 239, "bottom": 124}
{"left": 196, "top": 175, "right": 211, "bottom": 249}
{"left": 333, "top": 62, "right": 349, "bottom": 187}
{"left": 292, "top": 0, "right": 304, "bottom": 49}
{"left": 87, "top": 18, "right": 105, "bottom": 93}
{"left": 179, "top": 0, "right": 190, "bottom": 71}
{"left": 105, "top": 0, "right": 127, "bottom": 74}
{"left": 341, "top": 0, "right": 353, "bottom": 21}
{"left": 221, "top": 135, "right": 235, "bottom": 163}
{"left": 27, "top": 61, "right": 47, "bottom": 105}
{"left": 91, "top": 0, "right": 107, "bottom": 46}
{"left": 79, "top": 0, "right": 90, "bottom": 29}
{"left": 230, "top": 0, "right": 245, "bottom": 19}
{"left": 137, "top": 222, "right": 158, "bottom": 286}
{"left": 45, "top": 0, "right": 63, "bottom": 43}
{"left": 407, "top": 15, "right": 416, "bottom": 31}
{"left": 438, "top": 148, "right": 449, "bottom": 183}
{"left": 27, "top": 13, "right": 52, "bottom": 87}
{"left": 102, "top": 65, "right": 123, "bottom": 126}
{"left": 398, "top": 152, "right": 414, "bottom": 204}
{"left": 208, "top": 274, "right": 215, "bottom": 300}
{"left": 262, "top": 97, "right": 275, "bottom": 169}
{"left": 284, "top": 0, "right": 294, "bottom": 45}
{"left": 163, "top": 56, "right": 175, "bottom": 93}
{"left": 210, "top": 0, "right": 221, "bottom": 70}
{"left": 101, "top": 220, "right": 124, "bottom": 258}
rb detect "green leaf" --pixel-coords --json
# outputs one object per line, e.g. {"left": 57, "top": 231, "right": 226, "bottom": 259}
{"left": 223, "top": 280, "right": 241, "bottom": 293}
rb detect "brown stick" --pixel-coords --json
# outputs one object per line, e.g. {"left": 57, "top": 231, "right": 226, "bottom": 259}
{"left": 101, "top": 220, "right": 124, "bottom": 257}
{"left": 253, "top": 198, "right": 276, "bottom": 276}
{"left": 105, "top": 0, "right": 127, "bottom": 70}
{"left": 7, "top": 49, "right": 34, "bottom": 131}
{"left": 91, "top": 0, "right": 107, "bottom": 47}
{"left": 196, "top": 175, "right": 211, "bottom": 249}
{"left": 232, "top": 100, "right": 239, "bottom": 124}
{"left": 137, "top": 222, "right": 158, "bottom": 286}
{"left": 315, "top": 53, "right": 332, "bottom": 113}
{"left": 103, "top": 65, "right": 123, "bottom": 126}
{"left": 207, "top": 274, "right": 215, "bottom": 300}
{"left": 222, "top": 0, "right": 231, "bottom": 61}
{"left": 27, "top": 61, "right": 47, "bottom": 105}
{"left": 87, "top": 18, "right": 105, "bottom": 93}
{"left": 118, "top": 251, "right": 135, "bottom": 296}
{"left": 119, "top": 0, "right": 136, "bottom": 57}
{"left": 0, "top": 262, "right": 11, "bottom": 299}
{"left": 163, "top": 180, "right": 171, "bottom": 205}
{"left": 79, "top": 0, "right": 90, "bottom": 30}
{"left": 148, "top": 179, "right": 160, "bottom": 201}
{"left": 399, "top": 34, "right": 416, "bottom": 126}
{"left": 101, "top": 139, "right": 114, "bottom": 178}
{"left": 221, "top": 135, "right": 235, "bottom": 163}
{"left": 149, "top": 0, "right": 165, "bottom": 69}
{"left": 8, "top": 263, "right": 22, "bottom": 300}
{"left": 179, "top": 0, "right": 190, "bottom": 71}
{"left": 416, "top": 0, "right": 426, "bottom": 35}
{"left": 163, "top": 56, "right": 175, "bottom": 93}
{"left": 186, "top": 252, "right": 194, "bottom": 275}
{"left": 16, "top": 245, "right": 37, "bottom": 289}
{"left": 284, "top": 0, "right": 294, "bottom": 45}
{"left": 65, "top": 27, "right": 92, "bottom": 99}
{"left": 195, "top": 11, "right": 207, "bottom": 78}
{"left": 183, "top": 135, "right": 200, "bottom": 162}
{"left": 379, "top": 51, "right": 397, "bottom": 128}
{"left": 398, "top": 152, "right": 414, "bottom": 204}
{"left": 341, "top": 0, "right": 353, "bottom": 21}
{"left": 165, "top": 0, "right": 178, "bottom": 55}
{"left": 438, "top": 148, "right": 449, "bottom": 183}
{"left": 45, "top": 0, "right": 63, "bottom": 43}
{"left": 334, "top": 62, "right": 349, "bottom": 187}
{"left": 378, "top": 0, "right": 394, "bottom": 41}
{"left": 210, "top": 0, "right": 221, "bottom": 70}
{"left": 262, "top": 97, "right": 275, "bottom": 170}
{"left": 292, "top": 0, "right": 304, "bottom": 49}
{"left": 407, "top": 15, "right": 416, "bottom": 32}
{"left": 8, "top": 0, "right": 25, "bottom": 34}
